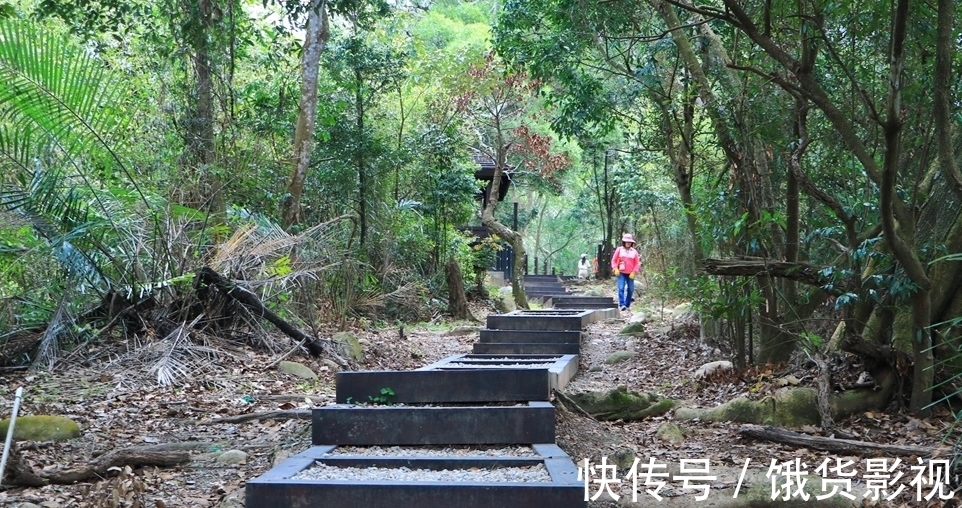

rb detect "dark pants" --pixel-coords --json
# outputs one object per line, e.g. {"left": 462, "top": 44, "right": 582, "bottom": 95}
{"left": 616, "top": 274, "right": 634, "bottom": 308}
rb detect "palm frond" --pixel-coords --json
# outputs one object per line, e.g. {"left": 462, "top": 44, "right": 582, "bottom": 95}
{"left": 0, "top": 19, "right": 130, "bottom": 175}
{"left": 147, "top": 315, "right": 217, "bottom": 387}
{"left": 30, "top": 293, "right": 75, "bottom": 371}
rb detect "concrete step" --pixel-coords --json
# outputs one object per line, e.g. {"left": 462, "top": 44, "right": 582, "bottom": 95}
{"left": 523, "top": 275, "right": 562, "bottom": 282}
{"left": 246, "top": 444, "right": 585, "bottom": 508}
{"left": 524, "top": 292, "right": 571, "bottom": 301}
{"left": 478, "top": 329, "right": 582, "bottom": 344}
{"left": 544, "top": 296, "right": 616, "bottom": 307}
{"left": 522, "top": 281, "right": 566, "bottom": 288}
{"left": 420, "top": 354, "right": 579, "bottom": 392}
{"left": 486, "top": 309, "right": 593, "bottom": 331}
{"left": 336, "top": 369, "right": 550, "bottom": 404}
{"left": 473, "top": 342, "right": 579, "bottom": 355}
{"left": 552, "top": 302, "right": 618, "bottom": 310}
{"left": 524, "top": 289, "right": 567, "bottom": 297}
{"left": 312, "top": 401, "right": 555, "bottom": 446}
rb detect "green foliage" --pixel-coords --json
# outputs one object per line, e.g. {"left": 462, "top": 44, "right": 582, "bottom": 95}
{"left": 798, "top": 331, "right": 823, "bottom": 352}
{"left": 368, "top": 386, "right": 395, "bottom": 405}
{"left": 0, "top": 18, "right": 155, "bottom": 341}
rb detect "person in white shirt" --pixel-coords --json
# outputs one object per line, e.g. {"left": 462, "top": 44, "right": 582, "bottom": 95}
{"left": 577, "top": 254, "right": 591, "bottom": 279}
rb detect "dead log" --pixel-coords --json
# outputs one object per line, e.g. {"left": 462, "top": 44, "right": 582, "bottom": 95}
{"left": 208, "top": 410, "right": 312, "bottom": 424}
{"left": 739, "top": 424, "right": 948, "bottom": 457}
{"left": 3, "top": 442, "right": 190, "bottom": 486}
{"left": 702, "top": 258, "right": 846, "bottom": 294}
{"left": 196, "top": 266, "right": 344, "bottom": 363}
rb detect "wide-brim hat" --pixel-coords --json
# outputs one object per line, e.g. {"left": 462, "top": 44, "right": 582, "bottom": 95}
{"left": 581, "top": 254, "right": 588, "bottom": 258}
{"left": 621, "top": 233, "right": 635, "bottom": 244}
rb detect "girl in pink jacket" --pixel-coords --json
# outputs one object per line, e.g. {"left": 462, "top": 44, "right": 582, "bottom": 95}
{"left": 611, "top": 233, "right": 641, "bottom": 311}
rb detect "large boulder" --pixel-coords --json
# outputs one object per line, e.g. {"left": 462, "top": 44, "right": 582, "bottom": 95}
{"left": 0, "top": 415, "right": 80, "bottom": 441}
{"left": 567, "top": 387, "right": 677, "bottom": 421}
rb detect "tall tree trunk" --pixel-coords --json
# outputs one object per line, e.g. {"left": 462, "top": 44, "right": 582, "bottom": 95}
{"left": 784, "top": 0, "right": 817, "bottom": 313}
{"left": 881, "top": 0, "right": 932, "bottom": 413}
{"left": 657, "top": 84, "right": 704, "bottom": 269}
{"left": 281, "top": 0, "right": 330, "bottom": 230}
{"left": 934, "top": 0, "right": 962, "bottom": 199}
{"left": 355, "top": 63, "right": 368, "bottom": 245}
{"left": 184, "top": 0, "right": 222, "bottom": 216}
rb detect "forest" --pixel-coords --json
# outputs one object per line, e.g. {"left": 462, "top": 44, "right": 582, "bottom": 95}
{"left": 2, "top": 0, "right": 962, "bottom": 501}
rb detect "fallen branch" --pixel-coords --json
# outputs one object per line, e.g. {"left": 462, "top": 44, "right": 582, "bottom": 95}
{"left": 197, "top": 266, "right": 346, "bottom": 364}
{"left": 739, "top": 424, "right": 948, "bottom": 457}
{"left": 702, "top": 258, "right": 845, "bottom": 294}
{"left": 3, "top": 443, "right": 190, "bottom": 486}
{"left": 208, "top": 410, "right": 312, "bottom": 424}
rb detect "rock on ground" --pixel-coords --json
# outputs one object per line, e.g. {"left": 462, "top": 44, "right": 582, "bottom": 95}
{"left": 0, "top": 415, "right": 81, "bottom": 441}
{"left": 278, "top": 360, "right": 318, "bottom": 380}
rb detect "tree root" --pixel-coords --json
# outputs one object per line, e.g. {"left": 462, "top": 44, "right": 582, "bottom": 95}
{"left": 2, "top": 442, "right": 190, "bottom": 486}
{"left": 207, "top": 409, "right": 312, "bottom": 424}
{"left": 740, "top": 424, "right": 949, "bottom": 457}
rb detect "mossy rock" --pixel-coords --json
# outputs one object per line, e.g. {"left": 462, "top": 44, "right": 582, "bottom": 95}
{"left": 605, "top": 351, "right": 635, "bottom": 364}
{"left": 491, "top": 290, "right": 516, "bottom": 313}
{"left": 656, "top": 421, "right": 687, "bottom": 443}
{"left": 619, "top": 322, "right": 647, "bottom": 336}
{"left": 675, "top": 371, "right": 896, "bottom": 427}
{"left": 333, "top": 331, "right": 364, "bottom": 362}
{"left": 568, "top": 387, "right": 677, "bottom": 421}
{"left": 0, "top": 415, "right": 80, "bottom": 441}
{"left": 278, "top": 360, "right": 318, "bottom": 380}
{"left": 670, "top": 302, "right": 695, "bottom": 319}
{"left": 610, "top": 449, "right": 636, "bottom": 471}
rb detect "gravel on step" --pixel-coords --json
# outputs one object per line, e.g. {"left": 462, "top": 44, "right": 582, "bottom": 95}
{"left": 292, "top": 462, "right": 552, "bottom": 482}
{"left": 325, "top": 445, "right": 539, "bottom": 457}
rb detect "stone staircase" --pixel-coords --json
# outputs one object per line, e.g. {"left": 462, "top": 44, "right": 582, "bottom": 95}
{"left": 521, "top": 274, "right": 568, "bottom": 303}
{"left": 244, "top": 308, "right": 616, "bottom": 507}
